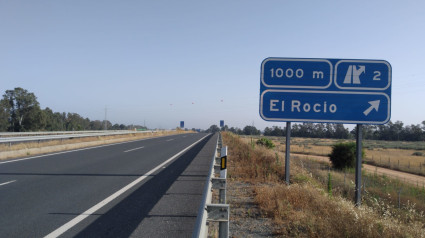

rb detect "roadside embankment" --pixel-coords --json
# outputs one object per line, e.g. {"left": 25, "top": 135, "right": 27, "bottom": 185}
{"left": 223, "top": 132, "right": 425, "bottom": 237}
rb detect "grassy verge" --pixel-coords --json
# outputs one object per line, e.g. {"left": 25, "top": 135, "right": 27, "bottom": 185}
{"left": 225, "top": 132, "right": 425, "bottom": 237}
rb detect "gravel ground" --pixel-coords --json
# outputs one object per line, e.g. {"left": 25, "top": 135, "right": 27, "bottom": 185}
{"left": 227, "top": 180, "right": 275, "bottom": 237}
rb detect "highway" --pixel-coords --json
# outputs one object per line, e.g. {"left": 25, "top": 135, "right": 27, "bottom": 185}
{"left": 0, "top": 130, "right": 158, "bottom": 144}
{"left": 0, "top": 133, "right": 217, "bottom": 237}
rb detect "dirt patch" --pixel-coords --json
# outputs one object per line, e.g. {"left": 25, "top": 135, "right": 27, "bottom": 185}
{"left": 293, "top": 153, "right": 425, "bottom": 186}
{"left": 228, "top": 180, "right": 274, "bottom": 237}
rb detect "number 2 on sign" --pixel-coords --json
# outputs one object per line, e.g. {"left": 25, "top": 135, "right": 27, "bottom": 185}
{"left": 373, "top": 71, "right": 381, "bottom": 81}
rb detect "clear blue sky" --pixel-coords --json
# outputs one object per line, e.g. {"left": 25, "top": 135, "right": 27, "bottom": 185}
{"left": 1, "top": 1, "right": 424, "bottom": 130}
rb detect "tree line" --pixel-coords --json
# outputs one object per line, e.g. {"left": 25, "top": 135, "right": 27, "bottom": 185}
{"left": 206, "top": 120, "right": 425, "bottom": 142}
{"left": 0, "top": 87, "right": 146, "bottom": 132}
{"left": 2, "top": 87, "right": 425, "bottom": 141}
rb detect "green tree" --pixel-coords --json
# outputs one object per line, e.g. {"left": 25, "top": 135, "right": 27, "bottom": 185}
{"left": 229, "top": 127, "right": 242, "bottom": 135}
{"left": 263, "top": 127, "right": 272, "bottom": 136}
{"left": 90, "top": 120, "right": 103, "bottom": 130}
{"left": 43, "top": 108, "right": 64, "bottom": 131}
{"left": 329, "top": 142, "right": 364, "bottom": 170}
{"left": 333, "top": 124, "right": 349, "bottom": 139}
{"left": 1, "top": 87, "right": 43, "bottom": 131}
{"left": 271, "top": 126, "right": 284, "bottom": 136}
{"left": 0, "top": 100, "right": 9, "bottom": 131}
{"left": 243, "top": 125, "right": 260, "bottom": 135}
{"left": 221, "top": 125, "right": 229, "bottom": 131}
{"left": 206, "top": 125, "right": 220, "bottom": 133}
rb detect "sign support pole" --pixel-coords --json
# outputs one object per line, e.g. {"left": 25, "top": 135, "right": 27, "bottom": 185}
{"left": 285, "top": 122, "right": 291, "bottom": 185}
{"left": 355, "top": 124, "right": 363, "bottom": 206}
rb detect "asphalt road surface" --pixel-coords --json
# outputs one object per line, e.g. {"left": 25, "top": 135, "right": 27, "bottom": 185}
{"left": 0, "top": 133, "right": 217, "bottom": 238}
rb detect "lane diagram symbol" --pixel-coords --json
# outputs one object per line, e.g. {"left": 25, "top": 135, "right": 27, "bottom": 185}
{"left": 343, "top": 65, "right": 365, "bottom": 84}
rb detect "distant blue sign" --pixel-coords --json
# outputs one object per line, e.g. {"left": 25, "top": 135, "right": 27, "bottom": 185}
{"left": 180, "top": 121, "right": 184, "bottom": 128}
{"left": 220, "top": 120, "right": 224, "bottom": 127}
{"left": 260, "top": 58, "right": 391, "bottom": 124}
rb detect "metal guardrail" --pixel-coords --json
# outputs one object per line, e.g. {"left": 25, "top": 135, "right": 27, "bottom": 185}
{"left": 0, "top": 130, "right": 158, "bottom": 144}
{"left": 192, "top": 133, "right": 229, "bottom": 238}
{"left": 0, "top": 131, "right": 107, "bottom": 137}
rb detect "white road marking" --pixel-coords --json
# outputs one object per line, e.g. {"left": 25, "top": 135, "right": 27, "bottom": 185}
{"left": 123, "top": 146, "right": 144, "bottom": 153}
{"left": 166, "top": 139, "right": 174, "bottom": 141}
{"left": 44, "top": 134, "right": 210, "bottom": 238}
{"left": 0, "top": 180, "right": 16, "bottom": 187}
{"left": 0, "top": 137, "right": 156, "bottom": 165}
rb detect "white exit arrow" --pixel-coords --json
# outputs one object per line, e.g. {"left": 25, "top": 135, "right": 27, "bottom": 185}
{"left": 363, "top": 100, "right": 380, "bottom": 116}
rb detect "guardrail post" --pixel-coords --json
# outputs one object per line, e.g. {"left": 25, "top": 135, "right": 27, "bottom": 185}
{"left": 217, "top": 146, "right": 228, "bottom": 237}
{"left": 219, "top": 146, "right": 227, "bottom": 203}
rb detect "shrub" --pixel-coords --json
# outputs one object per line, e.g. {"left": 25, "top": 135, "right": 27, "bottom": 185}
{"left": 412, "top": 151, "right": 423, "bottom": 156}
{"left": 256, "top": 138, "right": 275, "bottom": 149}
{"left": 329, "top": 142, "right": 364, "bottom": 170}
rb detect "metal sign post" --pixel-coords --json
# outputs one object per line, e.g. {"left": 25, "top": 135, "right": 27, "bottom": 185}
{"left": 355, "top": 124, "right": 363, "bottom": 206}
{"left": 285, "top": 122, "right": 291, "bottom": 185}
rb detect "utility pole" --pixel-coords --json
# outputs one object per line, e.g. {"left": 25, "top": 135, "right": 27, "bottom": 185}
{"left": 104, "top": 106, "right": 107, "bottom": 130}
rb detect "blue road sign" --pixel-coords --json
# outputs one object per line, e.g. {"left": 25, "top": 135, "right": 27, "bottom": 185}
{"left": 259, "top": 58, "right": 391, "bottom": 124}
{"left": 220, "top": 120, "right": 224, "bottom": 127}
{"left": 180, "top": 121, "right": 184, "bottom": 128}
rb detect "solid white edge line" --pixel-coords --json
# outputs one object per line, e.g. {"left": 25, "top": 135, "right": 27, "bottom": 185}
{"left": 44, "top": 134, "right": 210, "bottom": 238}
{"left": 123, "top": 146, "right": 145, "bottom": 153}
{"left": 0, "top": 180, "right": 16, "bottom": 187}
{"left": 0, "top": 133, "right": 190, "bottom": 165}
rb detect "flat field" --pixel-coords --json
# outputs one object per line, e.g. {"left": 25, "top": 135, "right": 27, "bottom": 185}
{"left": 244, "top": 136, "right": 425, "bottom": 176}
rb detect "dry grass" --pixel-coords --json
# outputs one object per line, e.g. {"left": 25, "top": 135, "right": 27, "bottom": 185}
{"left": 254, "top": 183, "right": 424, "bottom": 237}
{"left": 242, "top": 136, "right": 425, "bottom": 176}
{"left": 0, "top": 130, "right": 190, "bottom": 160}
{"left": 366, "top": 148, "right": 425, "bottom": 174}
{"left": 224, "top": 132, "right": 425, "bottom": 237}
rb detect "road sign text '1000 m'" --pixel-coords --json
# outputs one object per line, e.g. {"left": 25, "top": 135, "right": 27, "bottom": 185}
{"left": 259, "top": 58, "right": 392, "bottom": 124}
